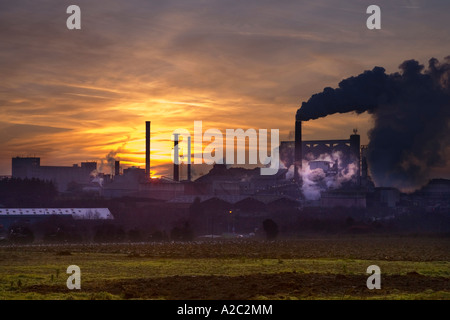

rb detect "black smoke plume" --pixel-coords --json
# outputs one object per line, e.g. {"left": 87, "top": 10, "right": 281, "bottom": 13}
{"left": 297, "top": 57, "right": 450, "bottom": 190}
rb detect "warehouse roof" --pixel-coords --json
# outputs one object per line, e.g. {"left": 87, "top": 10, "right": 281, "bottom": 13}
{"left": 0, "top": 208, "right": 113, "bottom": 220}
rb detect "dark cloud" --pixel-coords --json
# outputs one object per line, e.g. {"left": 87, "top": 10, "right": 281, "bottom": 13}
{"left": 0, "top": 0, "right": 449, "bottom": 177}
{"left": 297, "top": 57, "right": 450, "bottom": 190}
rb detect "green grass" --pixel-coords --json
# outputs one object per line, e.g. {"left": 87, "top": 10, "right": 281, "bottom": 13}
{"left": 1, "top": 238, "right": 449, "bottom": 300}
{"left": 1, "top": 251, "right": 449, "bottom": 280}
{"left": 255, "top": 291, "right": 450, "bottom": 300}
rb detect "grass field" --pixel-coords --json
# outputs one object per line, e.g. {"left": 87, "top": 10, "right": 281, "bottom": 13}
{"left": 0, "top": 236, "right": 449, "bottom": 300}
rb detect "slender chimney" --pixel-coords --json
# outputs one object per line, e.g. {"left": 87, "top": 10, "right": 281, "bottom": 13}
{"left": 145, "top": 121, "right": 150, "bottom": 179}
{"left": 294, "top": 120, "right": 302, "bottom": 181}
{"left": 350, "top": 129, "right": 361, "bottom": 185}
{"left": 187, "top": 136, "right": 192, "bottom": 182}
{"left": 173, "top": 133, "right": 179, "bottom": 182}
{"left": 114, "top": 161, "right": 120, "bottom": 176}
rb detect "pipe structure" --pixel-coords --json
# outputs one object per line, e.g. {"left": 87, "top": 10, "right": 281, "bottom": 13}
{"left": 145, "top": 121, "right": 151, "bottom": 179}
{"left": 173, "top": 133, "right": 180, "bottom": 182}
{"left": 187, "top": 136, "right": 192, "bottom": 182}
{"left": 294, "top": 120, "right": 302, "bottom": 181}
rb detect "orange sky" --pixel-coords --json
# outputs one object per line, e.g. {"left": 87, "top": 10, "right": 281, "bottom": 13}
{"left": 0, "top": 0, "right": 449, "bottom": 180}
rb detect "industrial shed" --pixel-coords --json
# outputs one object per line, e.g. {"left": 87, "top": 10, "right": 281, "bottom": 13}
{"left": 0, "top": 208, "right": 113, "bottom": 219}
{"left": 0, "top": 208, "right": 113, "bottom": 230}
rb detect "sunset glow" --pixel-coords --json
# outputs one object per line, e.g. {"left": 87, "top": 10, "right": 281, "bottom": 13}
{"left": 1, "top": 1, "right": 449, "bottom": 180}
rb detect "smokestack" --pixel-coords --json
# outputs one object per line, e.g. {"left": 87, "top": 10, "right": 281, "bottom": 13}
{"left": 294, "top": 120, "right": 302, "bottom": 181}
{"left": 187, "top": 136, "right": 192, "bottom": 182}
{"left": 350, "top": 129, "right": 361, "bottom": 185}
{"left": 114, "top": 161, "right": 120, "bottom": 176}
{"left": 146, "top": 121, "right": 150, "bottom": 179}
{"left": 173, "top": 133, "right": 179, "bottom": 182}
{"left": 362, "top": 156, "right": 368, "bottom": 179}
{"left": 296, "top": 57, "right": 450, "bottom": 191}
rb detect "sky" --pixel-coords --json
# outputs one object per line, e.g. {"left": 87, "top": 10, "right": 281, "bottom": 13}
{"left": 0, "top": 0, "right": 449, "bottom": 181}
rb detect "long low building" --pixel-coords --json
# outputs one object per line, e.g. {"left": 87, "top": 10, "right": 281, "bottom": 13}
{"left": 0, "top": 208, "right": 113, "bottom": 219}
{"left": 11, "top": 157, "right": 97, "bottom": 192}
{"left": 0, "top": 208, "right": 113, "bottom": 231}
{"left": 320, "top": 190, "right": 367, "bottom": 208}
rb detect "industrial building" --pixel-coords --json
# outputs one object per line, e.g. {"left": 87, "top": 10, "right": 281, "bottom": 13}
{"left": 11, "top": 157, "right": 97, "bottom": 192}
{"left": 320, "top": 190, "right": 367, "bottom": 208}
{"left": 5, "top": 118, "right": 449, "bottom": 240}
{"left": 9, "top": 120, "right": 365, "bottom": 206}
{"left": 281, "top": 121, "right": 361, "bottom": 181}
{"left": 9, "top": 120, "right": 447, "bottom": 214}
{"left": 0, "top": 208, "right": 113, "bottom": 230}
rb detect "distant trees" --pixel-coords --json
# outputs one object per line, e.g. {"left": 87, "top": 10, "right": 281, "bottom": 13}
{"left": 262, "top": 219, "right": 279, "bottom": 240}
{"left": 41, "top": 218, "right": 83, "bottom": 243}
{"left": 8, "top": 226, "right": 34, "bottom": 244}
{"left": 0, "top": 177, "right": 57, "bottom": 207}
{"left": 148, "top": 230, "right": 167, "bottom": 241}
{"left": 93, "top": 223, "right": 125, "bottom": 242}
{"left": 66, "top": 181, "right": 83, "bottom": 194}
{"left": 170, "top": 222, "right": 194, "bottom": 241}
{"left": 346, "top": 216, "right": 355, "bottom": 227}
{"left": 127, "top": 228, "right": 143, "bottom": 242}
{"left": 188, "top": 197, "right": 205, "bottom": 235}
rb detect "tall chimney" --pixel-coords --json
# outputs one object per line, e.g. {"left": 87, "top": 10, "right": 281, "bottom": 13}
{"left": 173, "top": 133, "right": 179, "bottom": 182}
{"left": 187, "top": 136, "right": 192, "bottom": 182}
{"left": 114, "top": 161, "right": 120, "bottom": 176}
{"left": 145, "top": 121, "right": 150, "bottom": 179}
{"left": 294, "top": 120, "right": 302, "bottom": 181}
{"left": 350, "top": 129, "right": 361, "bottom": 185}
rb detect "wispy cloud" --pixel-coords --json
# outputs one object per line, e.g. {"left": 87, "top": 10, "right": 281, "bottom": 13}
{"left": 0, "top": 0, "right": 449, "bottom": 179}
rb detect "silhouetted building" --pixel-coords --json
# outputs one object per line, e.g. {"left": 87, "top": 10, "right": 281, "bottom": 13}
{"left": 0, "top": 208, "right": 113, "bottom": 230}
{"left": 11, "top": 157, "right": 96, "bottom": 192}
{"left": 374, "top": 187, "right": 400, "bottom": 208}
{"left": 11, "top": 157, "right": 40, "bottom": 178}
{"left": 280, "top": 130, "right": 361, "bottom": 182}
{"left": 320, "top": 190, "right": 366, "bottom": 208}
